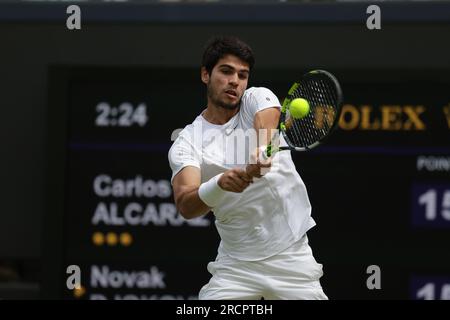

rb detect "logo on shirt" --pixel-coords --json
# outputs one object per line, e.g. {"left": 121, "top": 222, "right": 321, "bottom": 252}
{"left": 225, "top": 123, "right": 239, "bottom": 136}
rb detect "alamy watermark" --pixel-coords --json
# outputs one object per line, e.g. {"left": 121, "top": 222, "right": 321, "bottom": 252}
{"left": 169, "top": 122, "right": 282, "bottom": 169}
{"left": 66, "top": 5, "right": 81, "bottom": 30}
{"left": 366, "top": 5, "right": 381, "bottom": 30}
{"left": 66, "top": 264, "right": 81, "bottom": 290}
{"left": 366, "top": 265, "right": 381, "bottom": 290}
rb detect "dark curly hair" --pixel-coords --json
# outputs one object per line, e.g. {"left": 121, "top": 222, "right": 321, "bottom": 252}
{"left": 201, "top": 35, "right": 255, "bottom": 75}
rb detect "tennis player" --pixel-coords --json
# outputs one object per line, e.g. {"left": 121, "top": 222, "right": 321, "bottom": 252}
{"left": 168, "top": 36, "right": 327, "bottom": 300}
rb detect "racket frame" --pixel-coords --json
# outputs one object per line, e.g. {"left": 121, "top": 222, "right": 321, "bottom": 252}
{"left": 266, "top": 69, "right": 343, "bottom": 157}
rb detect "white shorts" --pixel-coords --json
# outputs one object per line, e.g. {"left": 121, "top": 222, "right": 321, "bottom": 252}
{"left": 198, "top": 235, "right": 328, "bottom": 300}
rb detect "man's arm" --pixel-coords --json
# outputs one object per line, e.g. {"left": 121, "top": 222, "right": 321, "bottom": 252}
{"left": 173, "top": 166, "right": 254, "bottom": 220}
{"left": 254, "top": 107, "right": 281, "bottom": 146}
{"left": 172, "top": 166, "right": 210, "bottom": 220}
{"left": 246, "top": 107, "right": 281, "bottom": 177}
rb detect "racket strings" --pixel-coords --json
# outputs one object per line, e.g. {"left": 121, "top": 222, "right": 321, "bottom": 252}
{"left": 291, "top": 81, "right": 320, "bottom": 147}
{"left": 286, "top": 75, "right": 339, "bottom": 149}
{"left": 297, "top": 82, "right": 318, "bottom": 146}
{"left": 320, "top": 79, "right": 338, "bottom": 131}
{"left": 289, "top": 84, "right": 309, "bottom": 147}
{"left": 288, "top": 84, "right": 311, "bottom": 148}
{"left": 291, "top": 81, "right": 324, "bottom": 147}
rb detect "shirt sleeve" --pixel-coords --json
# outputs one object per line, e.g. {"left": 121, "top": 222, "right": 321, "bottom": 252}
{"left": 241, "top": 87, "right": 282, "bottom": 124}
{"left": 168, "top": 134, "right": 201, "bottom": 184}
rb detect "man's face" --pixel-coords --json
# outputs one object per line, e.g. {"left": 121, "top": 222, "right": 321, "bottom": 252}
{"left": 201, "top": 54, "right": 250, "bottom": 110}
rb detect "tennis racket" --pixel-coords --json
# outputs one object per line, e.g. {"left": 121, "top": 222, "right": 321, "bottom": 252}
{"left": 262, "top": 69, "right": 343, "bottom": 159}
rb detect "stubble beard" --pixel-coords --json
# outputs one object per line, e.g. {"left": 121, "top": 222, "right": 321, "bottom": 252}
{"left": 207, "top": 83, "right": 240, "bottom": 110}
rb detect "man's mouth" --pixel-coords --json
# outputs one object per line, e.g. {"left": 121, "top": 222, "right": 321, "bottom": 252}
{"left": 225, "top": 89, "right": 237, "bottom": 97}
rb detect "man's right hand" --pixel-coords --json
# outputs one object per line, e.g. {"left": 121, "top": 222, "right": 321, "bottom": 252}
{"left": 218, "top": 168, "right": 254, "bottom": 193}
{"left": 245, "top": 146, "right": 273, "bottom": 178}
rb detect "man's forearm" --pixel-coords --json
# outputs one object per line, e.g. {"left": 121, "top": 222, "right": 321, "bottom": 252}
{"left": 177, "top": 186, "right": 211, "bottom": 220}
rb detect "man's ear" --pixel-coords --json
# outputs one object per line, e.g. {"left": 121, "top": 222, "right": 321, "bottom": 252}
{"left": 201, "top": 67, "right": 210, "bottom": 85}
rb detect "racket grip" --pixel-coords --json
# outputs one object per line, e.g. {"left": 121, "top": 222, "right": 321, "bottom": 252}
{"left": 260, "top": 144, "right": 274, "bottom": 161}
{"left": 260, "top": 147, "right": 270, "bottom": 161}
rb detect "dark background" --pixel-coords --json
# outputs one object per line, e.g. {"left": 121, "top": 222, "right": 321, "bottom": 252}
{"left": 0, "top": 1, "right": 449, "bottom": 300}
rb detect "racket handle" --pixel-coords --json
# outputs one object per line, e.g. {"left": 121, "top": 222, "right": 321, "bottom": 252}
{"left": 260, "top": 148, "right": 270, "bottom": 161}
{"left": 260, "top": 143, "right": 276, "bottom": 161}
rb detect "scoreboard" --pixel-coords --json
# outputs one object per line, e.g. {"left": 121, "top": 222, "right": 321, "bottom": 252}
{"left": 44, "top": 67, "right": 450, "bottom": 300}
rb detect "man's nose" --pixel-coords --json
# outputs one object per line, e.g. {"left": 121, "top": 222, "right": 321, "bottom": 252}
{"left": 229, "top": 73, "right": 238, "bottom": 85}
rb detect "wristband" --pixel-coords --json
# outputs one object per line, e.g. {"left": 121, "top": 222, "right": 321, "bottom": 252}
{"left": 198, "top": 173, "right": 226, "bottom": 208}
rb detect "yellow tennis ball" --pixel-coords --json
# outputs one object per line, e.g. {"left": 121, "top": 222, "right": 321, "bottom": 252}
{"left": 289, "top": 98, "right": 310, "bottom": 119}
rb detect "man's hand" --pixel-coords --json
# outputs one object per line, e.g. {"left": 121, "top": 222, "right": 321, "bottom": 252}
{"left": 218, "top": 168, "right": 254, "bottom": 193}
{"left": 245, "top": 146, "right": 272, "bottom": 178}
{"left": 247, "top": 106, "right": 280, "bottom": 178}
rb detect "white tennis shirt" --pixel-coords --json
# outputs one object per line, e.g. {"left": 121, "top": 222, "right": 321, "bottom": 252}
{"left": 169, "top": 87, "right": 315, "bottom": 261}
